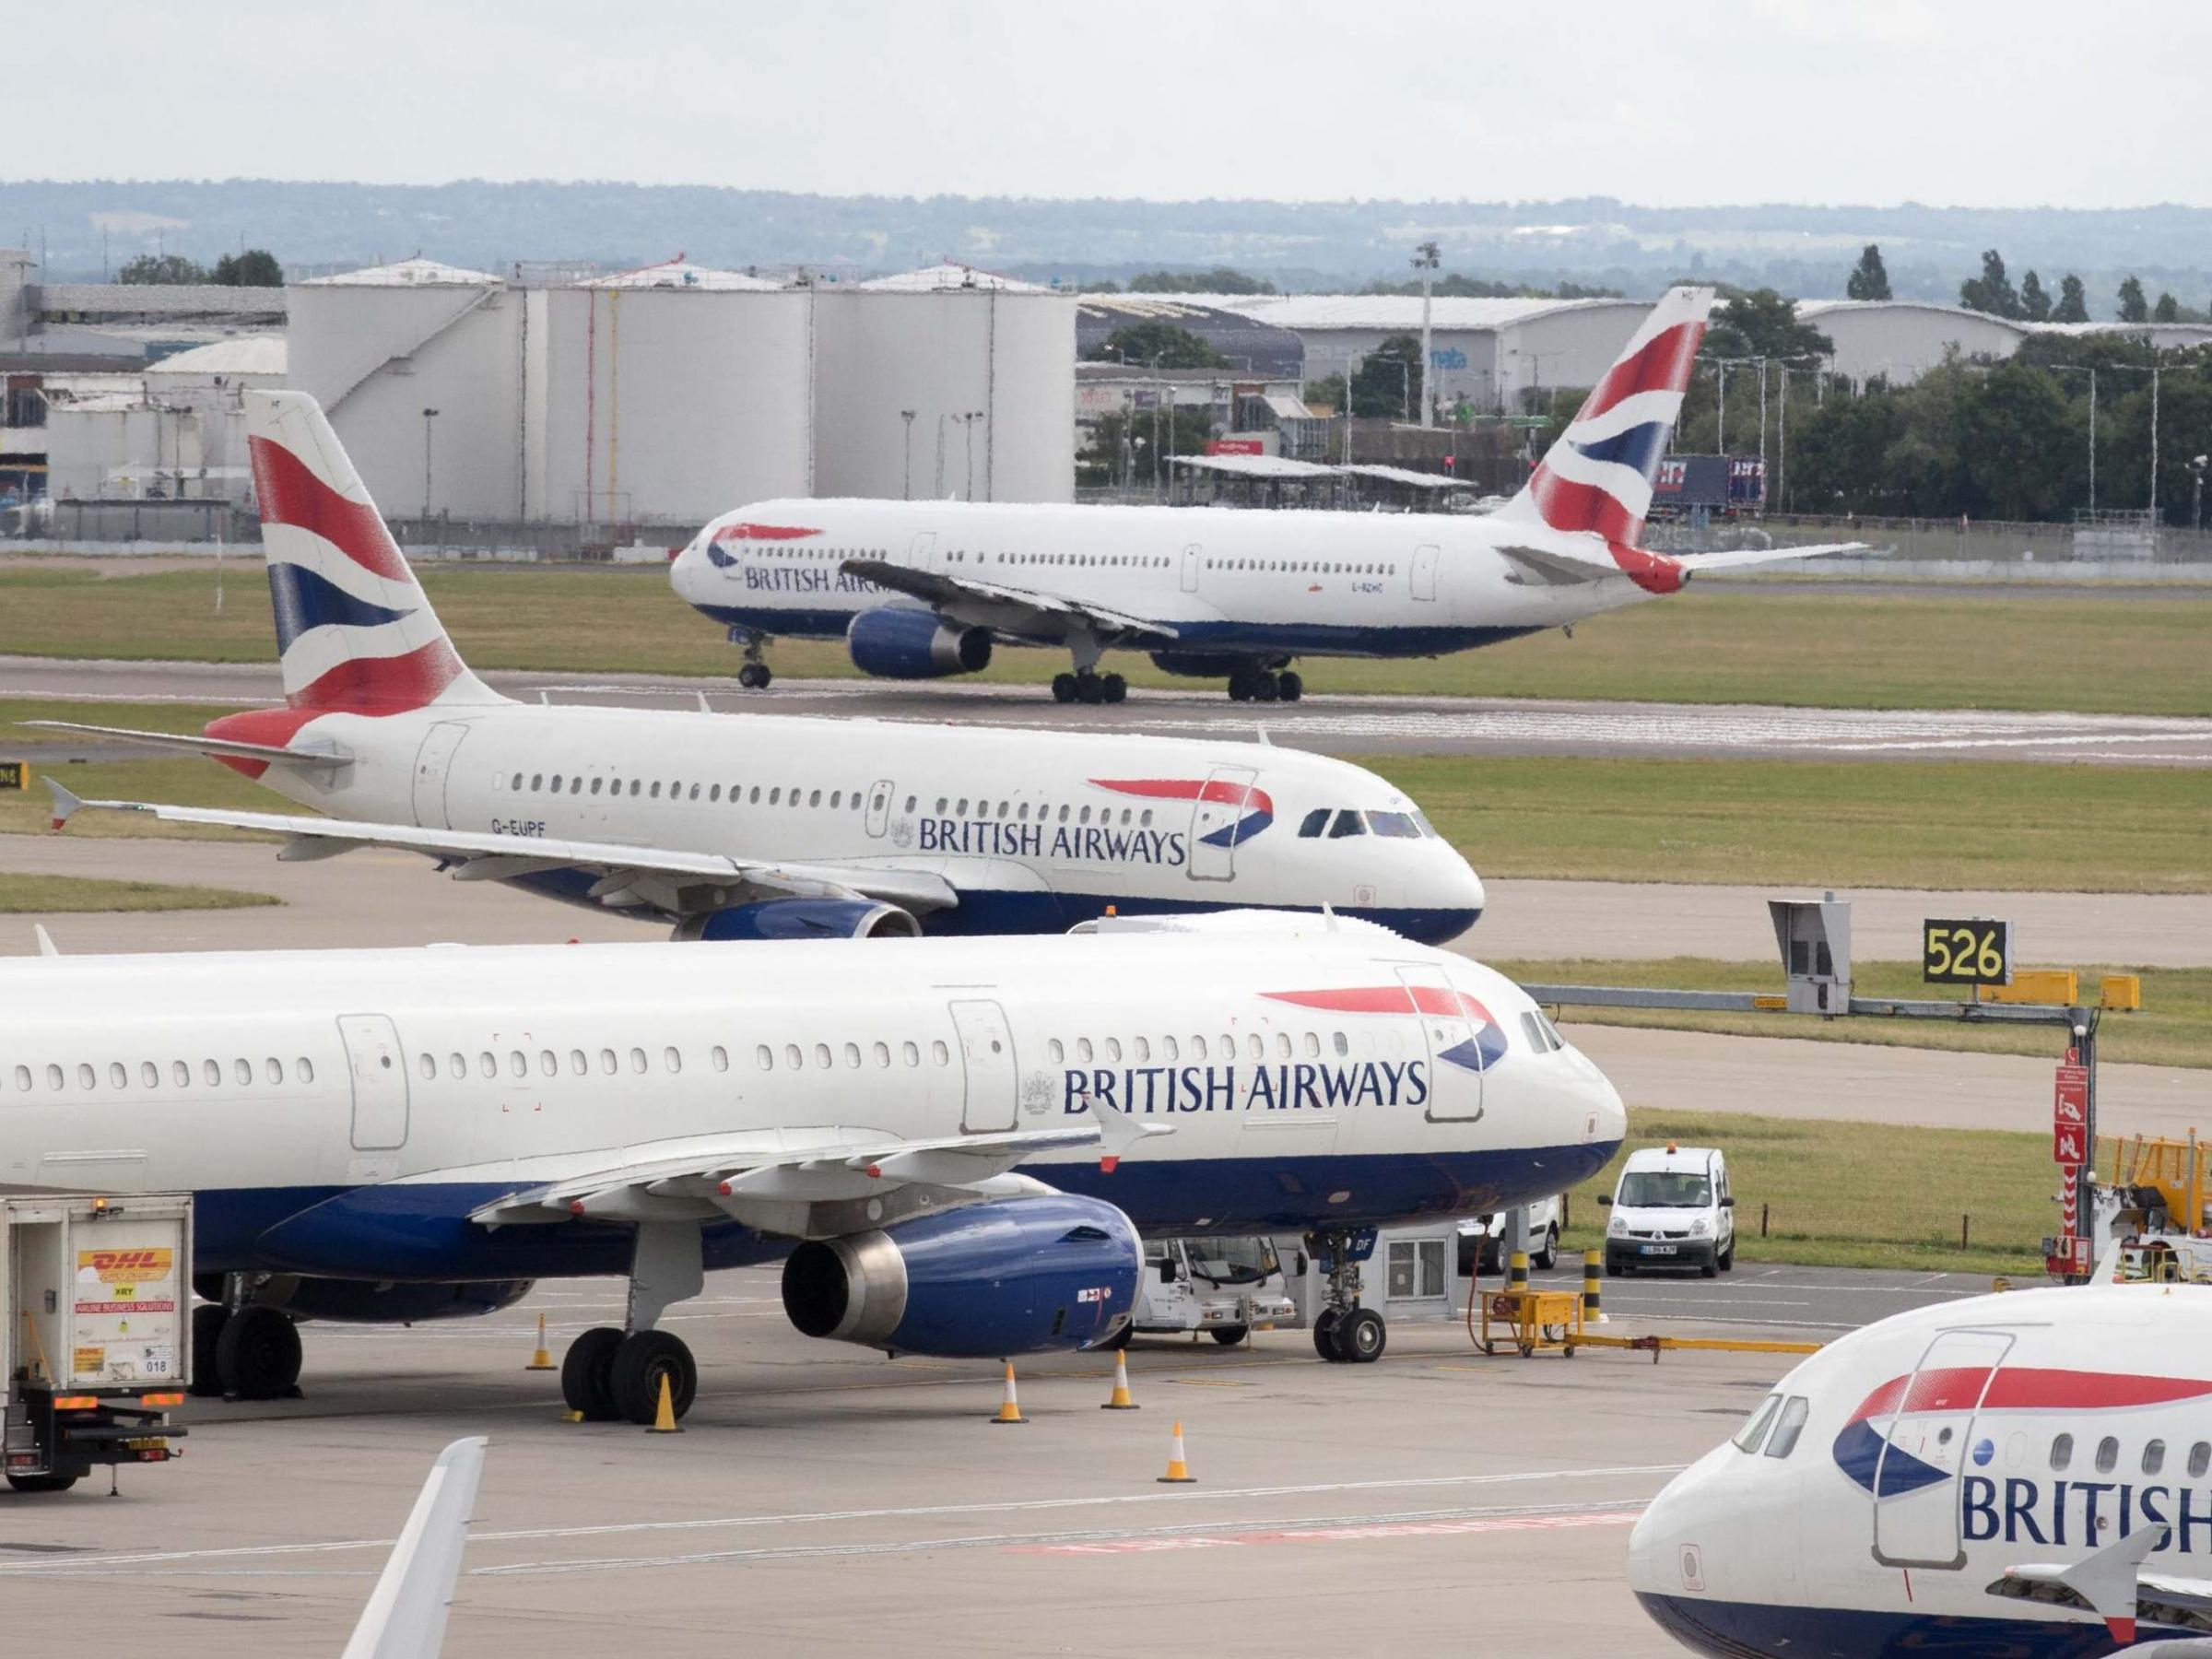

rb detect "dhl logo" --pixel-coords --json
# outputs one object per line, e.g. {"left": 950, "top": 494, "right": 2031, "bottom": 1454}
{"left": 81, "top": 1248, "right": 172, "bottom": 1283}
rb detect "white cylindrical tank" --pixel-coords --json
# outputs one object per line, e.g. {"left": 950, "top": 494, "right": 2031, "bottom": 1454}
{"left": 287, "top": 260, "right": 520, "bottom": 521}
{"left": 534, "top": 276, "right": 811, "bottom": 525}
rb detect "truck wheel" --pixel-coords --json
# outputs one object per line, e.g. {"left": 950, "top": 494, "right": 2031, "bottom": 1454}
{"left": 1338, "top": 1308, "right": 1386, "bottom": 1364}
{"left": 1720, "top": 1238, "right": 1735, "bottom": 1272}
{"left": 1700, "top": 1260, "right": 1719, "bottom": 1279}
{"left": 609, "top": 1331, "right": 697, "bottom": 1426}
{"left": 216, "top": 1305, "right": 302, "bottom": 1400}
{"left": 189, "top": 1303, "right": 229, "bottom": 1397}
{"left": 560, "top": 1326, "right": 625, "bottom": 1421}
{"left": 1210, "top": 1325, "right": 1247, "bottom": 1347}
{"left": 6, "top": 1474, "right": 78, "bottom": 1493}
{"left": 1312, "top": 1307, "right": 1343, "bottom": 1361}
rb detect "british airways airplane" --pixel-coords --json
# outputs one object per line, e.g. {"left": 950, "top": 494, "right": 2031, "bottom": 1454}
{"left": 670, "top": 286, "right": 1860, "bottom": 704}
{"left": 0, "top": 914, "right": 1624, "bottom": 1425}
{"left": 1630, "top": 1281, "right": 2212, "bottom": 1655}
{"left": 31, "top": 391, "right": 1484, "bottom": 945}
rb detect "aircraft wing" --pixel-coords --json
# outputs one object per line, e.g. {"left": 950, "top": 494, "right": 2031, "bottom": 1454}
{"left": 1985, "top": 1526, "right": 2212, "bottom": 1640}
{"left": 466, "top": 1100, "right": 1171, "bottom": 1240}
{"left": 20, "top": 718, "right": 350, "bottom": 771}
{"left": 841, "top": 558, "right": 1178, "bottom": 643}
{"left": 342, "top": 1436, "right": 486, "bottom": 1659}
{"left": 42, "top": 780, "right": 958, "bottom": 918}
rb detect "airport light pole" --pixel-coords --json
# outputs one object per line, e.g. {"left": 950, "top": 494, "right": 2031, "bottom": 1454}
{"left": 961, "top": 411, "right": 982, "bottom": 501}
{"left": 2192, "top": 454, "right": 2206, "bottom": 535}
{"left": 900, "top": 409, "right": 915, "bottom": 500}
{"left": 1413, "top": 240, "right": 1440, "bottom": 428}
{"left": 420, "top": 407, "right": 439, "bottom": 524}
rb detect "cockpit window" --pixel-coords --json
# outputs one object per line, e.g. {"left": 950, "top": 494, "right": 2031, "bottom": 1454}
{"left": 1765, "top": 1395, "right": 1811, "bottom": 1459}
{"left": 1732, "top": 1394, "right": 1782, "bottom": 1454}
{"left": 1298, "top": 808, "right": 1330, "bottom": 839}
{"left": 1411, "top": 809, "right": 1440, "bottom": 838}
{"left": 1618, "top": 1171, "right": 1712, "bottom": 1208}
{"left": 1327, "top": 810, "right": 1367, "bottom": 839}
{"left": 1367, "top": 811, "right": 1421, "bottom": 840}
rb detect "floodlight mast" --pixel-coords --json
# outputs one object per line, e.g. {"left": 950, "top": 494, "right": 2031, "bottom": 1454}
{"left": 1414, "top": 241, "right": 1441, "bottom": 429}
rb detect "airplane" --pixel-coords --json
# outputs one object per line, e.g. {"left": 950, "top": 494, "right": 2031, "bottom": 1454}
{"left": 27, "top": 390, "right": 1486, "bottom": 947}
{"left": 668, "top": 285, "right": 1862, "bottom": 704}
{"left": 0, "top": 912, "right": 1624, "bottom": 1419}
{"left": 1628, "top": 1279, "right": 2212, "bottom": 1655}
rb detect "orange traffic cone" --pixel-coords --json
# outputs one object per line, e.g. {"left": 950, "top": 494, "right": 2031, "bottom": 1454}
{"left": 1157, "top": 1420, "right": 1196, "bottom": 1483}
{"left": 991, "top": 1361, "right": 1028, "bottom": 1425}
{"left": 525, "top": 1312, "right": 556, "bottom": 1371}
{"left": 648, "top": 1371, "right": 682, "bottom": 1433}
{"left": 1101, "top": 1348, "right": 1139, "bottom": 1410}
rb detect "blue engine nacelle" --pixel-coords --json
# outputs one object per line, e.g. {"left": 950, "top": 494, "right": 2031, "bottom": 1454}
{"left": 673, "top": 899, "right": 922, "bottom": 941}
{"left": 258, "top": 1276, "right": 535, "bottom": 1324}
{"left": 847, "top": 608, "right": 994, "bottom": 679}
{"left": 781, "top": 1194, "right": 1141, "bottom": 1358}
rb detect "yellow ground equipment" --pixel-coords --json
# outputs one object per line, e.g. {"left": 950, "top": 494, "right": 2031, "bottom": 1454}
{"left": 2111, "top": 1133, "right": 2209, "bottom": 1238}
{"left": 1474, "top": 1252, "right": 1584, "bottom": 1357}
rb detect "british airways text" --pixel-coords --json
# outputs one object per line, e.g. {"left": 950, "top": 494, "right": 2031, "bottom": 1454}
{"left": 1065, "top": 1061, "right": 1429, "bottom": 1114}
{"left": 920, "top": 818, "right": 1187, "bottom": 867}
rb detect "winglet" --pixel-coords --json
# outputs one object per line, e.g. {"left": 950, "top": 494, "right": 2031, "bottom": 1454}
{"left": 341, "top": 1435, "right": 488, "bottom": 1659}
{"left": 1088, "top": 1093, "right": 1173, "bottom": 1174}
{"left": 43, "top": 777, "right": 84, "bottom": 831}
{"left": 2067, "top": 1524, "right": 2169, "bottom": 1647}
{"left": 33, "top": 924, "right": 59, "bottom": 958}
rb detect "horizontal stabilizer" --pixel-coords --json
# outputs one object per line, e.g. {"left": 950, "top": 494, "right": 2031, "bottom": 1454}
{"left": 19, "top": 719, "right": 350, "bottom": 770}
{"left": 1675, "top": 541, "right": 1869, "bottom": 571}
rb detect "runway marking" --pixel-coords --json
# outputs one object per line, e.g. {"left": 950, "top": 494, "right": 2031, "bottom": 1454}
{"left": 0, "top": 1464, "right": 1684, "bottom": 1576}
{"left": 1017, "top": 1505, "right": 1647, "bottom": 1556}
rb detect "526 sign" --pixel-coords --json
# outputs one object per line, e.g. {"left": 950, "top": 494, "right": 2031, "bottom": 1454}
{"left": 1923, "top": 918, "right": 2012, "bottom": 987}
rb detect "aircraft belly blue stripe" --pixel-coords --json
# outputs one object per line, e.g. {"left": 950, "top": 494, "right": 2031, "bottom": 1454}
{"left": 1634, "top": 1593, "right": 2184, "bottom": 1657}
{"left": 187, "top": 1143, "right": 1606, "bottom": 1280}
{"left": 693, "top": 602, "right": 1543, "bottom": 661}
{"left": 268, "top": 562, "right": 414, "bottom": 649}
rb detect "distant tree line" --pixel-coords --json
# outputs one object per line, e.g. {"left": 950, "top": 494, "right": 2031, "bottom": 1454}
{"left": 115, "top": 248, "right": 284, "bottom": 286}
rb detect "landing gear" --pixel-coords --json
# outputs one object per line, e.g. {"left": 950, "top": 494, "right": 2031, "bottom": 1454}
{"left": 213, "top": 1304, "right": 303, "bottom": 1401}
{"left": 1051, "top": 669, "right": 1125, "bottom": 706}
{"left": 1228, "top": 665, "right": 1299, "bottom": 704}
{"left": 189, "top": 1303, "right": 228, "bottom": 1398}
{"left": 558, "top": 1221, "right": 705, "bottom": 1425}
{"left": 1277, "top": 670, "right": 1303, "bottom": 703}
{"left": 561, "top": 1325, "right": 626, "bottom": 1421}
{"left": 1307, "top": 1229, "right": 1384, "bottom": 1364}
{"left": 731, "top": 628, "right": 773, "bottom": 690}
{"left": 737, "top": 661, "right": 772, "bottom": 690}
{"left": 610, "top": 1330, "right": 698, "bottom": 1425}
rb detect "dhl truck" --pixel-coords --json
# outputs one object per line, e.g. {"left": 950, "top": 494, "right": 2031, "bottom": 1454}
{"left": 4, "top": 1194, "right": 190, "bottom": 1492}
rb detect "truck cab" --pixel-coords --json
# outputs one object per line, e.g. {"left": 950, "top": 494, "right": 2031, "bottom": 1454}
{"left": 1601, "top": 1145, "right": 1735, "bottom": 1278}
{"left": 1129, "top": 1236, "right": 1298, "bottom": 1345}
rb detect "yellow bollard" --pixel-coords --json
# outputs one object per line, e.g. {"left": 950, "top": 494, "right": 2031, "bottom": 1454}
{"left": 1157, "top": 1420, "right": 1196, "bottom": 1483}
{"left": 1508, "top": 1248, "right": 1529, "bottom": 1296}
{"left": 1102, "top": 1348, "right": 1139, "bottom": 1410}
{"left": 1583, "top": 1248, "right": 1606, "bottom": 1325}
{"left": 991, "top": 1361, "right": 1028, "bottom": 1425}
{"left": 525, "top": 1312, "right": 557, "bottom": 1371}
{"left": 648, "top": 1372, "right": 681, "bottom": 1433}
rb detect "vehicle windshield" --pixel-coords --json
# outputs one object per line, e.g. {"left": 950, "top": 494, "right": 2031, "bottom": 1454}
{"left": 1617, "top": 1171, "right": 1712, "bottom": 1208}
{"left": 1184, "top": 1236, "right": 1279, "bottom": 1286}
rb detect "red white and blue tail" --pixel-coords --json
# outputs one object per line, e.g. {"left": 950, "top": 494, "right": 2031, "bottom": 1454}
{"left": 244, "top": 390, "right": 500, "bottom": 713}
{"left": 1495, "top": 286, "right": 1715, "bottom": 547}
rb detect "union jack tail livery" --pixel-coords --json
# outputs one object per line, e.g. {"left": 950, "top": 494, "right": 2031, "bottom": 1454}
{"left": 1495, "top": 285, "right": 1715, "bottom": 547}
{"left": 244, "top": 390, "right": 500, "bottom": 714}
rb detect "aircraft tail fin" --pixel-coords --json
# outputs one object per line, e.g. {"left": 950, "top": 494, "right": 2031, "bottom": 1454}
{"left": 1492, "top": 285, "right": 1717, "bottom": 547}
{"left": 243, "top": 390, "right": 501, "bottom": 714}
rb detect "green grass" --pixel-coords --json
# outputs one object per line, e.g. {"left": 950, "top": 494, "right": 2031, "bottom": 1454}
{"left": 2, "top": 563, "right": 2208, "bottom": 714}
{"left": 0, "top": 873, "right": 277, "bottom": 914}
{"left": 0, "top": 747, "right": 281, "bottom": 842}
{"left": 1498, "top": 957, "right": 2210, "bottom": 1070}
{"left": 1559, "top": 1109, "right": 2055, "bottom": 1276}
{"left": 1368, "top": 754, "right": 2212, "bottom": 893}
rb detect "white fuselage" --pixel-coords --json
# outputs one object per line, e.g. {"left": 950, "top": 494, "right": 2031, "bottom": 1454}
{"left": 0, "top": 930, "right": 1623, "bottom": 1281}
{"left": 670, "top": 498, "right": 1657, "bottom": 663}
{"left": 1629, "top": 1284, "right": 2212, "bottom": 1654}
{"left": 243, "top": 699, "right": 1484, "bottom": 940}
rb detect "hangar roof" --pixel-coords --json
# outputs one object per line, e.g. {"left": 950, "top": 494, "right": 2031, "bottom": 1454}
{"left": 145, "top": 335, "right": 288, "bottom": 376}
{"left": 300, "top": 257, "right": 500, "bottom": 287}
{"left": 576, "top": 261, "right": 782, "bottom": 291}
{"left": 1200, "top": 294, "right": 1638, "bottom": 332}
{"left": 857, "top": 262, "right": 1053, "bottom": 294}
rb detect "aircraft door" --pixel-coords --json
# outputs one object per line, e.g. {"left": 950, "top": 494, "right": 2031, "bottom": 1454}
{"left": 1869, "top": 1327, "right": 2016, "bottom": 1571}
{"left": 865, "top": 778, "right": 895, "bottom": 838}
{"left": 337, "top": 1013, "right": 410, "bottom": 1151}
{"left": 1186, "top": 764, "right": 1260, "bottom": 883}
{"left": 1410, "top": 543, "right": 1441, "bottom": 602}
{"left": 948, "top": 998, "right": 1019, "bottom": 1134}
{"left": 908, "top": 531, "right": 938, "bottom": 571}
{"left": 1395, "top": 965, "right": 1484, "bottom": 1123}
{"left": 1180, "top": 543, "right": 1203, "bottom": 594}
{"left": 410, "top": 722, "right": 470, "bottom": 829}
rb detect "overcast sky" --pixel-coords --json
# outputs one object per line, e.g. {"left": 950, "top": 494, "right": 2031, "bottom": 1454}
{"left": 25, "top": 0, "right": 2209, "bottom": 208}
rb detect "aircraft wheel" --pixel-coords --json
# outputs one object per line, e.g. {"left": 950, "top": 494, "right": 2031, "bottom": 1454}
{"left": 1210, "top": 1325, "right": 1247, "bottom": 1347}
{"left": 1337, "top": 1307, "right": 1387, "bottom": 1364}
{"left": 1052, "top": 673, "right": 1078, "bottom": 704}
{"left": 1101, "top": 673, "right": 1127, "bottom": 704}
{"left": 1311, "top": 1306, "right": 1343, "bottom": 1361}
{"left": 1252, "top": 673, "right": 1280, "bottom": 704}
{"left": 216, "top": 1305, "right": 302, "bottom": 1400}
{"left": 189, "top": 1303, "right": 229, "bottom": 1397}
{"left": 1277, "top": 670, "right": 1303, "bottom": 703}
{"left": 610, "top": 1330, "right": 698, "bottom": 1426}
{"left": 560, "top": 1325, "right": 626, "bottom": 1421}
{"left": 737, "top": 662, "right": 768, "bottom": 690}
{"left": 1075, "top": 673, "right": 1106, "bottom": 705}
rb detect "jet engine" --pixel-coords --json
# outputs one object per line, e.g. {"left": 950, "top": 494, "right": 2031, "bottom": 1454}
{"left": 846, "top": 609, "right": 994, "bottom": 679}
{"left": 781, "top": 1194, "right": 1141, "bottom": 1358}
{"left": 673, "top": 899, "right": 922, "bottom": 942}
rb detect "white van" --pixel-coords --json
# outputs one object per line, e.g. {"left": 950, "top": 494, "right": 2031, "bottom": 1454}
{"left": 1124, "top": 1236, "right": 1298, "bottom": 1345}
{"left": 1600, "top": 1145, "right": 1735, "bottom": 1278}
{"left": 1455, "top": 1196, "right": 1566, "bottom": 1275}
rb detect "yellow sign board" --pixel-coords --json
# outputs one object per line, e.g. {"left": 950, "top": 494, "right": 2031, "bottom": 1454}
{"left": 0, "top": 760, "right": 25, "bottom": 793}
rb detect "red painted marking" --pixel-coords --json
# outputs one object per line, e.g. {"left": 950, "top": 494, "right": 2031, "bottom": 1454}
{"left": 1581, "top": 320, "right": 1706, "bottom": 423}
{"left": 865, "top": 1164, "right": 882, "bottom": 1180}
{"left": 2110, "top": 1618, "right": 2137, "bottom": 1646}
{"left": 249, "top": 436, "right": 412, "bottom": 583}
{"left": 1848, "top": 1367, "right": 2212, "bottom": 1427}
{"left": 1100, "top": 1156, "right": 1120, "bottom": 1175}
{"left": 712, "top": 523, "right": 821, "bottom": 542}
{"left": 201, "top": 707, "right": 326, "bottom": 779}
{"left": 569, "top": 1199, "right": 586, "bottom": 1216}
{"left": 1089, "top": 778, "right": 1273, "bottom": 814}
{"left": 289, "top": 638, "right": 465, "bottom": 713}
{"left": 1012, "top": 1508, "right": 1641, "bottom": 1556}
{"left": 1262, "top": 984, "right": 1494, "bottom": 1024}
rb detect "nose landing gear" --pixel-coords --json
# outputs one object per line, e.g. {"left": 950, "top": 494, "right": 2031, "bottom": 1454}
{"left": 1306, "top": 1228, "right": 1384, "bottom": 1363}
{"left": 729, "top": 627, "right": 774, "bottom": 690}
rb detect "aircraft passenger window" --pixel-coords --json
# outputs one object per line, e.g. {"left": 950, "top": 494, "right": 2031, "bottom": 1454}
{"left": 750, "top": 787, "right": 761, "bottom": 804}
{"left": 2192, "top": 1443, "right": 2211, "bottom": 1478}
{"left": 2050, "top": 1434, "right": 2074, "bottom": 1471}
{"left": 712, "top": 1046, "right": 729, "bottom": 1073}
{"left": 872, "top": 1041, "right": 888, "bottom": 1068}
{"left": 77, "top": 1062, "right": 95, "bottom": 1089}
{"left": 2096, "top": 1438, "right": 2119, "bottom": 1474}
{"left": 650, "top": 782, "right": 662, "bottom": 799}
{"left": 2144, "top": 1440, "right": 2166, "bottom": 1476}
{"left": 512, "top": 773, "right": 524, "bottom": 791}
{"left": 786, "top": 1044, "right": 803, "bottom": 1068}
{"left": 141, "top": 1061, "right": 159, "bottom": 1088}
{"left": 571, "top": 777, "right": 582, "bottom": 794}
{"left": 1099, "top": 1037, "right": 1119, "bottom": 1064}
{"left": 591, "top": 778, "right": 604, "bottom": 795}
{"left": 531, "top": 774, "right": 544, "bottom": 792}
{"left": 1276, "top": 1033, "right": 1292, "bottom": 1058}
{"left": 598, "top": 1049, "right": 617, "bottom": 1075}
{"left": 933, "top": 1041, "right": 950, "bottom": 1066}
{"left": 1333, "top": 1031, "right": 1348, "bottom": 1056}
{"left": 418, "top": 1053, "right": 437, "bottom": 1082}
{"left": 1299, "top": 809, "right": 1330, "bottom": 838}
{"left": 203, "top": 1059, "right": 220, "bottom": 1086}
{"left": 957, "top": 799, "right": 969, "bottom": 816}
{"left": 935, "top": 798, "right": 947, "bottom": 814}
{"left": 1765, "top": 1395, "right": 1811, "bottom": 1459}
{"left": 1078, "top": 806, "right": 1091, "bottom": 824}
{"left": 1161, "top": 1035, "right": 1179, "bottom": 1060}
{"left": 829, "top": 791, "right": 841, "bottom": 808}
{"left": 1369, "top": 811, "right": 1421, "bottom": 840}
{"left": 1048, "top": 1039, "right": 1065, "bottom": 1065}
{"left": 1328, "top": 811, "right": 1367, "bottom": 839}
{"left": 1018, "top": 802, "right": 1030, "bottom": 820}
{"left": 511, "top": 1051, "right": 528, "bottom": 1078}
{"left": 629, "top": 1048, "right": 647, "bottom": 1075}
{"left": 842, "top": 1043, "right": 860, "bottom": 1068}
{"left": 1246, "top": 1033, "right": 1263, "bottom": 1060}
{"left": 1077, "top": 1038, "right": 1093, "bottom": 1064}
{"left": 1059, "top": 805, "right": 1070, "bottom": 822}
{"left": 757, "top": 1045, "right": 773, "bottom": 1071}
{"left": 903, "top": 1041, "right": 920, "bottom": 1067}
{"left": 665, "top": 1047, "right": 683, "bottom": 1074}
{"left": 1191, "top": 1036, "right": 1208, "bottom": 1060}
{"left": 540, "top": 1051, "right": 558, "bottom": 1077}
{"left": 41, "top": 1063, "right": 61, "bottom": 1090}
{"left": 235, "top": 1057, "right": 254, "bottom": 1086}
{"left": 571, "top": 1050, "right": 589, "bottom": 1076}
{"left": 629, "top": 780, "right": 641, "bottom": 796}
{"left": 905, "top": 797, "right": 917, "bottom": 813}
{"left": 105, "top": 1061, "right": 124, "bottom": 1089}
{"left": 810, "top": 791, "right": 822, "bottom": 808}
{"left": 474, "top": 1052, "right": 492, "bottom": 1078}
{"left": 1731, "top": 1394, "right": 1782, "bottom": 1454}
{"left": 770, "top": 788, "right": 782, "bottom": 805}
{"left": 815, "top": 1043, "right": 832, "bottom": 1068}
{"left": 1140, "top": 809, "right": 1153, "bottom": 827}
{"left": 1304, "top": 1031, "right": 1321, "bottom": 1058}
